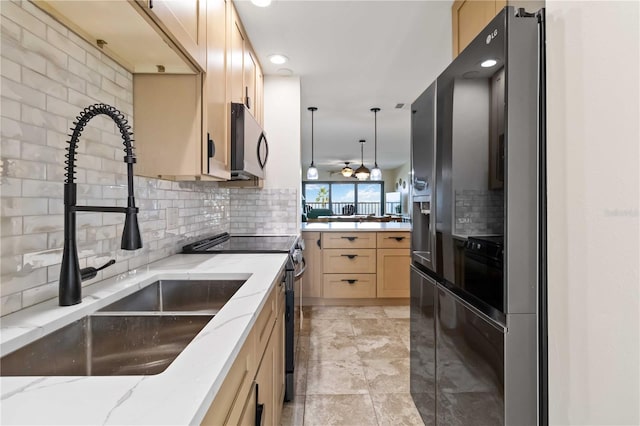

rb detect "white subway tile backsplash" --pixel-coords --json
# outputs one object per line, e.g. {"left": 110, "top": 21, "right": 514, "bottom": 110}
{"left": 1, "top": 177, "right": 22, "bottom": 197}
{"left": 22, "top": 29, "right": 67, "bottom": 69}
{"left": 1, "top": 15, "right": 21, "bottom": 42}
{"left": 1, "top": 37, "right": 46, "bottom": 75}
{"left": 46, "top": 26, "right": 85, "bottom": 62}
{"left": 1, "top": 97, "right": 21, "bottom": 120}
{"left": 0, "top": 293, "right": 22, "bottom": 316}
{"left": 1, "top": 197, "right": 48, "bottom": 216}
{"left": 21, "top": 142, "right": 65, "bottom": 164}
{"left": 2, "top": 76, "right": 46, "bottom": 109}
{"left": 0, "top": 57, "right": 21, "bottom": 83}
{"left": 86, "top": 53, "right": 115, "bottom": 82}
{"left": 22, "top": 67, "right": 67, "bottom": 100}
{"left": 1, "top": 216, "right": 23, "bottom": 236}
{"left": 22, "top": 214, "right": 63, "bottom": 234}
{"left": 3, "top": 158, "right": 46, "bottom": 180}
{"left": 1, "top": 1, "right": 45, "bottom": 39}
{"left": 1, "top": 233, "right": 47, "bottom": 254}
{"left": 68, "top": 57, "right": 101, "bottom": 86}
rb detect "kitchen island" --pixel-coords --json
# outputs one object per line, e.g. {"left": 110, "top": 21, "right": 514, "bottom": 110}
{"left": 0, "top": 253, "right": 288, "bottom": 425}
{"left": 301, "top": 221, "right": 412, "bottom": 302}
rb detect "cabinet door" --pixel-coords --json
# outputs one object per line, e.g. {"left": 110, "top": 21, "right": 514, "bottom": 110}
{"left": 255, "top": 335, "right": 275, "bottom": 426}
{"left": 229, "top": 8, "right": 245, "bottom": 104}
{"left": 436, "top": 286, "right": 505, "bottom": 425}
{"left": 204, "top": 0, "right": 230, "bottom": 180}
{"left": 138, "top": 0, "right": 207, "bottom": 70}
{"left": 410, "top": 266, "right": 436, "bottom": 425}
{"left": 244, "top": 49, "right": 256, "bottom": 112}
{"left": 302, "top": 232, "right": 323, "bottom": 298}
{"left": 237, "top": 382, "right": 257, "bottom": 426}
{"left": 273, "top": 304, "right": 285, "bottom": 425}
{"left": 377, "top": 249, "right": 410, "bottom": 298}
{"left": 133, "top": 74, "right": 202, "bottom": 179}
{"left": 255, "top": 61, "right": 264, "bottom": 125}
{"left": 452, "top": 0, "right": 506, "bottom": 57}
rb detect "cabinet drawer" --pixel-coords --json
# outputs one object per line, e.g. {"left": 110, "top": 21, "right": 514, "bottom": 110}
{"left": 323, "top": 274, "right": 377, "bottom": 298}
{"left": 322, "top": 232, "right": 376, "bottom": 249}
{"left": 323, "top": 249, "right": 376, "bottom": 274}
{"left": 377, "top": 232, "right": 411, "bottom": 249}
{"left": 254, "top": 286, "right": 276, "bottom": 360}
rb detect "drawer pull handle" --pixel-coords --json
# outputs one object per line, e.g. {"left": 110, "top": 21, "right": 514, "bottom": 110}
{"left": 341, "top": 236, "right": 357, "bottom": 241}
{"left": 388, "top": 236, "right": 406, "bottom": 242}
{"left": 341, "top": 254, "right": 358, "bottom": 259}
{"left": 341, "top": 279, "right": 358, "bottom": 284}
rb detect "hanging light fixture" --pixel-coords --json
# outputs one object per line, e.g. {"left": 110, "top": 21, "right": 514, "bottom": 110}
{"left": 306, "top": 107, "right": 318, "bottom": 180}
{"left": 341, "top": 162, "right": 354, "bottom": 178}
{"left": 369, "top": 107, "right": 382, "bottom": 181}
{"left": 354, "top": 139, "right": 370, "bottom": 180}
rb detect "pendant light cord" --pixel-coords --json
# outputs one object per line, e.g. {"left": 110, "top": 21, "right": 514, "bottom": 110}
{"left": 371, "top": 107, "right": 380, "bottom": 167}
{"left": 308, "top": 107, "right": 317, "bottom": 166}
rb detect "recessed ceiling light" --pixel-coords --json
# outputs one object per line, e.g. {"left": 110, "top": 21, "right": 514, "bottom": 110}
{"left": 269, "top": 54, "right": 288, "bottom": 65}
{"left": 481, "top": 59, "right": 497, "bottom": 68}
{"left": 251, "top": 0, "right": 271, "bottom": 6}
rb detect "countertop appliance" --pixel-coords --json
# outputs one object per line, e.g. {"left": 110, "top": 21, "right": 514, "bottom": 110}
{"left": 410, "top": 7, "right": 546, "bottom": 426}
{"left": 230, "top": 103, "right": 268, "bottom": 181}
{"left": 182, "top": 232, "right": 305, "bottom": 402}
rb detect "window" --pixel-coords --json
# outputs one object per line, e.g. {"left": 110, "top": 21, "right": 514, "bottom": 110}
{"left": 303, "top": 181, "right": 384, "bottom": 216}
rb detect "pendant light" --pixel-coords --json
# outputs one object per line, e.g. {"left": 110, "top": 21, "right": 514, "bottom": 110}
{"left": 369, "top": 107, "right": 382, "bottom": 181}
{"left": 341, "top": 162, "right": 354, "bottom": 178}
{"left": 306, "top": 107, "right": 318, "bottom": 180}
{"left": 354, "top": 139, "right": 370, "bottom": 180}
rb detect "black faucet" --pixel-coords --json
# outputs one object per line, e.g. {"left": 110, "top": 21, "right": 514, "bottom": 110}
{"left": 59, "top": 104, "right": 143, "bottom": 306}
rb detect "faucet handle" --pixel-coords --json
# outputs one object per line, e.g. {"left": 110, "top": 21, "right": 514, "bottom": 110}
{"left": 80, "top": 259, "right": 116, "bottom": 281}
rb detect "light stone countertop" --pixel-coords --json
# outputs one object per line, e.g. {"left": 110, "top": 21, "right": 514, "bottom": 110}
{"left": 300, "top": 222, "right": 412, "bottom": 232}
{"left": 0, "top": 252, "right": 288, "bottom": 425}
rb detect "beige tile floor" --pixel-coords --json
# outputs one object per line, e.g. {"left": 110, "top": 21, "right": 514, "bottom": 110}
{"left": 281, "top": 305, "right": 425, "bottom": 426}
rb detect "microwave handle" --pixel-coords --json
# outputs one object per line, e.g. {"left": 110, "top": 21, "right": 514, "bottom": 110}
{"left": 257, "top": 133, "right": 268, "bottom": 170}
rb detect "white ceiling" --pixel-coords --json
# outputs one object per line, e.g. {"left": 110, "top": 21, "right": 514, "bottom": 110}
{"left": 234, "top": 0, "right": 453, "bottom": 172}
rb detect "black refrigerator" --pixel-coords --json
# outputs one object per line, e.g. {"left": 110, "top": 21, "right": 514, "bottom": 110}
{"left": 410, "top": 7, "right": 546, "bottom": 426}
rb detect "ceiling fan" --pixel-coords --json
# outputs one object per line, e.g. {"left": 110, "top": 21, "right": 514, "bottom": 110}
{"left": 328, "top": 162, "right": 358, "bottom": 179}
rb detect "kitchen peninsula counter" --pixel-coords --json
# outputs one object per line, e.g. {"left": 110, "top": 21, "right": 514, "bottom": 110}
{"left": 301, "top": 222, "right": 411, "bottom": 232}
{"left": 0, "top": 253, "right": 288, "bottom": 425}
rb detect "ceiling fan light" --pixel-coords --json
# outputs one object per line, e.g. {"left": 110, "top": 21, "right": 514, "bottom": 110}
{"left": 370, "top": 166, "right": 382, "bottom": 181}
{"left": 307, "top": 165, "right": 318, "bottom": 180}
{"left": 341, "top": 165, "right": 354, "bottom": 178}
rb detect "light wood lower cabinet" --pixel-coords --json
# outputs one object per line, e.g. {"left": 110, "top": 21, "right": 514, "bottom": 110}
{"left": 377, "top": 249, "right": 411, "bottom": 298}
{"left": 323, "top": 274, "right": 376, "bottom": 298}
{"left": 201, "top": 280, "right": 284, "bottom": 425}
{"left": 302, "top": 232, "right": 323, "bottom": 298}
{"left": 303, "top": 231, "right": 410, "bottom": 302}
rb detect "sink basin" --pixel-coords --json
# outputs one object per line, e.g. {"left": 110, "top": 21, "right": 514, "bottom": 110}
{"left": 99, "top": 279, "right": 246, "bottom": 314}
{"left": 0, "top": 314, "right": 212, "bottom": 376}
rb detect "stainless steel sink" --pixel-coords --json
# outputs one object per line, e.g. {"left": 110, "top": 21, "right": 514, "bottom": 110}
{"left": 99, "top": 279, "right": 246, "bottom": 314}
{"left": 0, "top": 314, "right": 212, "bottom": 376}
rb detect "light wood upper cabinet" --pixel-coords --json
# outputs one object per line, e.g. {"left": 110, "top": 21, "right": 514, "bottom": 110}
{"left": 228, "top": 3, "right": 264, "bottom": 124}
{"left": 452, "top": 0, "right": 506, "bottom": 57}
{"left": 204, "top": 0, "right": 230, "bottom": 179}
{"left": 136, "top": 0, "right": 207, "bottom": 71}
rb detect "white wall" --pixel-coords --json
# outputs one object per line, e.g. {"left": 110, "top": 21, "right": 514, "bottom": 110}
{"left": 547, "top": 1, "right": 639, "bottom": 424}
{"left": 263, "top": 76, "right": 301, "bottom": 190}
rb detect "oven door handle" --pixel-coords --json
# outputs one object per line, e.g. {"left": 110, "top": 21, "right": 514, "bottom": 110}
{"left": 294, "top": 257, "right": 307, "bottom": 279}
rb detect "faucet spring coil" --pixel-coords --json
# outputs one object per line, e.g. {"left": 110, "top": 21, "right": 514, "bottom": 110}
{"left": 64, "top": 103, "right": 135, "bottom": 184}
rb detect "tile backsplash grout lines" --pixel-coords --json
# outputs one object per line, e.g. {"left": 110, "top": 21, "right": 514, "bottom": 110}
{"left": 0, "top": 0, "right": 296, "bottom": 316}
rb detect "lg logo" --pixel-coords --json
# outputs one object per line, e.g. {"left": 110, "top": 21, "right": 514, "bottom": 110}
{"left": 486, "top": 29, "right": 498, "bottom": 44}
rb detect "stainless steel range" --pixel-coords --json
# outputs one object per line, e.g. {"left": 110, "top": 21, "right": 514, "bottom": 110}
{"left": 182, "top": 233, "right": 305, "bottom": 402}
